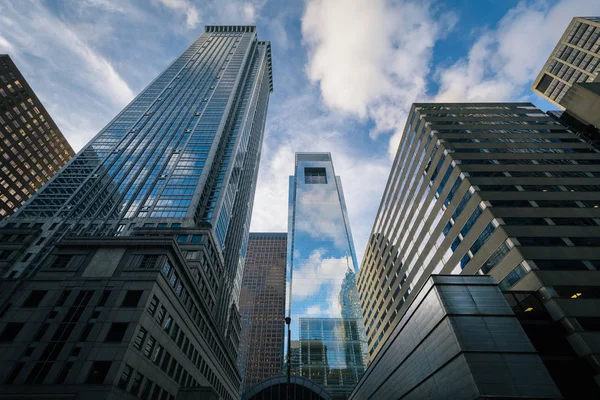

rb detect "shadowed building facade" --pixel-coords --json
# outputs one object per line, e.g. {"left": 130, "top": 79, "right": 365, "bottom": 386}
{"left": 287, "top": 153, "right": 367, "bottom": 400}
{"left": 0, "top": 25, "right": 272, "bottom": 400}
{"left": 358, "top": 103, "right": 600, "bottom": 397}
{"left": 0, "top": 54, "right": 74, "bottom": 219}
{"left": 237, "top": 232, "right": 287, "bottom": 393}
{"left": 532, "top": 16, "right": 600, "bottom": 108}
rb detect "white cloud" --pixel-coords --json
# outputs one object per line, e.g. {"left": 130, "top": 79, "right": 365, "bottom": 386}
{"left": 0, "top": 34, "right": 14, "bottom": 52}
{"left": 435, "top": 0, "right": 600, "bottom": 103}
{"left": 302, "top": 0, "right": 456, "bottom": 156}
{"left": 292, "top": 249, "right": 343, "bottom": 299}
{"left": 155, "top": 0, "right": 201, "bottom": 29}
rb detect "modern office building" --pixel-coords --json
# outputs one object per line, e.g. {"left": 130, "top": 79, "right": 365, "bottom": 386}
{"left": 559, "top": 82, "right": 600, "bottom": 130}
{"left": 532, "top": 16, "right": 600, "bottom": 108}
{"left": 287, "top": 153, "right": 367, "bottom": 399}
{"left": 237, "top": 232, "right": 287, "bottom": 393}
{"left": 0, "top": 25, "right": 272, "bottom": 400}
{"left": 357, "top": 103, "right": 600, "bottom": 397}
{"left": 0, "top": 54, "right": 75, "bottom": 219}
{"left": 350, "top": 275, "right": 561, "bottom": 400}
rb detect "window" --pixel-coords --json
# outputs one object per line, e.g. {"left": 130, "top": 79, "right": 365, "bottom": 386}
{"left": 118, "top": 364, "right": 133, "bottom": 389}
{"left": 177, "top": 235, "right": 188, "bottom": 243}
{"left": 4, "top": 362, "right": 24, "bottom": 385}
{"left": 155, "top": 306, "right": 166, "bottom": 324}
{"left": 33, "top": 323, "right": 49, "bottom": 341}
{"left": 499, "top": 263, "right": 528, "bottom": 291}
{"left": 50, "top": 255, "right": 72, "bottom": 269}
{"left": 97, "top": 290, "right": 111, "bottom": 307}
{"left": 191, "top": 235, "right": 203, "bottom": 243}
{"left": 86, "top": 361, "right": 112, "bottom": 384}
{"left": 148, "top": 295, "right": 159, "bottom": 316}
{"left": 55, "top": 361, "right": 73, "bottom": 384}
{"left": 0, "top": 322, "right": 25, "bottom": 342}
{"left": 122, "top": 290, "right": 143, "bottom": 307}
{"left": 130, "top": 371, "right": 144, "bottom": 395}
{"left": 140, "top": 255, "right": 159, "bottom": 269}
{"left": 79, "top": 323, "right": 94, "bottom": 341}
{"left": 105, "top": 323, "right": 128, "bottom": 342}
{"left": 23, "top": 290, "right": 47, "bottom": 307}
{"left": 305, "top": 167, "right": 327, "bottom": 184}
{"left": 143, "top": 335, "right": 156, "bottom": 358}
{"left": 162, "top": 262, "right": 172, "bottom": 277}
{"left": 55, "top": 290, "right": 71, "bottom": 306}
{"left": 133, "top": 327, "right": 147, "bottom": 349}
{"left": 163, "top": 316, "right": 173, "bottom": 332}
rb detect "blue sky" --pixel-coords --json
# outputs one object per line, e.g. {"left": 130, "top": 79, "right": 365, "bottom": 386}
{"left": 0, "top": 0, "right": 599, "bottom": 263}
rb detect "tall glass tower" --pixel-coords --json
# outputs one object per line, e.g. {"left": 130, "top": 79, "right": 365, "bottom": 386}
{"left": 0, "top": 26, "right": 272, "bottom": 400}
{"left": 287, "top": 153, "right": 367, "bottom": 399}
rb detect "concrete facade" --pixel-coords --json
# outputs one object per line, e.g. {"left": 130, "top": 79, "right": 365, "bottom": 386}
{"left": 532, "top": 17, "right": 600, "bottom": 108}
{"left": 349, "top": 275, "right": 561, "bottom": 400}
{"left": 357, "top": 103, "right": 600, "bottom": 396}
{"left": 0, "top": 234, "right": 240, "bottom": 400}
{"left": 560, "top": 82, "right": 600, "bottom": 129}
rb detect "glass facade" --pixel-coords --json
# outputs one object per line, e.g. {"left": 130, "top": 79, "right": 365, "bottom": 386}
{"left": 0, "top": 25, "right": 273, "bottom": 400}
{"left": 287, "top": 153, "right": 367, "bottom": 399}
{"left": 238, "top": 232, "right": 287, "bottom": 393}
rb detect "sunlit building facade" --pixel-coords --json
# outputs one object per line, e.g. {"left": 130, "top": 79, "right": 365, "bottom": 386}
{"left": 0, "top": 54, "right": 74, "bottom": 219}
{"left": 0, "top": 25, "right": 272, "bottom": 400}
{"left": 358, "top": 103, "right": 600, "bottom": 398}
{"left": 238, "top": 232, "right": 287, "bottom": 393}
{"left": 287, "top": 153, "right": 367, "bottom": 399}
{"left": 532, "top": 16, "right": 600, "bottom": 108}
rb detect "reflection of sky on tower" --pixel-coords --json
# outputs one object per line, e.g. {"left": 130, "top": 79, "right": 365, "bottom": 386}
{"left": 287, "top": 153, "right": 367, "bottom": 394}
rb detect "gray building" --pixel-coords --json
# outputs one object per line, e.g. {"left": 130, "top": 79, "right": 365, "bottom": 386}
{"left": 357, "top": 103, "right": 600, "bottom": 397}
{"left": 0, "top": 54, "right": 75, "bottom": 219}
{"left": 532, "top": 16, "right": 600, "bottom": 108}
{"left": 237, "top": 233, "right": 287, "bottom": 393}
{"left": 0, "top": 25, "right": 272, "bottom": 400}
{"left": 350, "top": 275, "right": 561, "bottom": 400}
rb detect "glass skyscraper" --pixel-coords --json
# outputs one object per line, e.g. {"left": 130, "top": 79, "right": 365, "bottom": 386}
{"left": 0, "top": 25, "right": 272, "bottom": 400}
{"left": 287, "top": 153, "right": 367, "bottom": 399}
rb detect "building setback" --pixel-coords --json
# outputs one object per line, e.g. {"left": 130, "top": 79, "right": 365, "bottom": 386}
{"left": 287, "top": 153, "right": 367, "bottom": 400}
{"left": 357, "top": 103, "right": 600, "bottom": 397}
{"left": 532, "top": 16, "right": 600, "bottom": 108}
{"left": 237, "top": 232, "right": 287, "bottom": 394}
{"left": 0, "top": 54, "right": 75, "bottom": 219}
{"left": 0, "top": 25, "right": 272, "bottom": 400}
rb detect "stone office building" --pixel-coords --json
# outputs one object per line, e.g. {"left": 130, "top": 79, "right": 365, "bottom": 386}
{"left": 358, "top": 103, "right": 600, "bottom": 398}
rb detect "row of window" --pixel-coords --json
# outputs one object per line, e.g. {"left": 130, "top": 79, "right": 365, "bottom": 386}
{"left": 146, "top": 292, "right": 233, "bottom": 399}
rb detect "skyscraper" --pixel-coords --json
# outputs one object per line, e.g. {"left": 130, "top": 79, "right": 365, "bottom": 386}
{"left": 357, "top": 103, "right": 600, "bottom": 397}
{"left": 237, "top": 232, "right": 287, "bottom": 393}
{"left": 0, "top": 25, "right": 272, "bottom": 400}
{"left": 532, "top": 16, "right": 600, "bottom": 108}
{"left": 287, "top": 153, "right": 367, "bottom": 399}
{"left": 0, "top": 54, "right": 75, "bottom": 219}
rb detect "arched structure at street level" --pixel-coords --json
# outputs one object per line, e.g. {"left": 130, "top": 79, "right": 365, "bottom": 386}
{"left": 242, "top": 375, "right": 333, "bottom": 400}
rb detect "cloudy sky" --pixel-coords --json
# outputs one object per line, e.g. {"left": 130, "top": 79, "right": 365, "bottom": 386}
{"left": 1, "top": 0, "right": 599, "bottom": 262}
